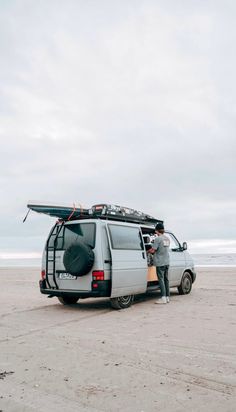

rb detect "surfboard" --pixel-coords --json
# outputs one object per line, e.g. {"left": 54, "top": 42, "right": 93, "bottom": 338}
{"left": 26, "top": 201, "right": 163, "bottom": 225}
{"left": 26, "top": 201, "right": 89, "bottom": 220}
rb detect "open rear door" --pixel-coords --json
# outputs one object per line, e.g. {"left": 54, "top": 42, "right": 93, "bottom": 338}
{"left": 107, "top": 223, "right": 148, "bottom": 298}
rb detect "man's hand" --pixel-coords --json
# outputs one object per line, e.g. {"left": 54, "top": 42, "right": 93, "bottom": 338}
{"left": 147, "top": 247, "right": 156, "bottom": 254}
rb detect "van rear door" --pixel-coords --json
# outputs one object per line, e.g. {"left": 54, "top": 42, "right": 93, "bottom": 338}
{"left": 107, "top": 223, "right": 147, "bottom": 298}
{"left": 45, "top": 221, "right": 96, "bottom": 291}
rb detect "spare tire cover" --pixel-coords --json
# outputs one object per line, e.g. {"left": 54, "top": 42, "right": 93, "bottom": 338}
{"left": 63, "top": 241, "right": 95, "bottom": 276}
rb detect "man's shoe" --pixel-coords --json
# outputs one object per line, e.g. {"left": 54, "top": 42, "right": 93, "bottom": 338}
{"left": 166, "top": 297, "right": 170, "bottom": 303}
{"left": 155, "top": 297, "right": 167, "bottom": 304}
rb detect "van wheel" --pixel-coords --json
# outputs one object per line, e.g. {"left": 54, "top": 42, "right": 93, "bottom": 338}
{"left": 57, "top": 296, "right": 79, "bottom": 305}
{"left": 110, "top": 295, "right": 134, "bottom": 309}
{"left": 178, "top": 272, "right": 192, "bottom": 295}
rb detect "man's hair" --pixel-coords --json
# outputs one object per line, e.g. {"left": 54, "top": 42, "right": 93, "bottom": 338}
{"left": 155, "top": 223, "right": 164, "bottom": 232}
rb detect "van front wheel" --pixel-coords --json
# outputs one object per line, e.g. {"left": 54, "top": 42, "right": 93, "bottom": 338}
{"left": 110, "top": 295, "right": 134, "bottom": 309}
{"left": 178, "top": 272, "right": 192, "bottom": 295}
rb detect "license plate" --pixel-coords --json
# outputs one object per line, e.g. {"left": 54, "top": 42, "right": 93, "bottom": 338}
{"left": 59, "top": 273, "right": 77, "bottom": 280}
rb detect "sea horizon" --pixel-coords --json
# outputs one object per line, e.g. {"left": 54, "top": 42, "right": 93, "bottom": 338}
{"left": 1, "top": 253, "right": 236, "bottom": 268}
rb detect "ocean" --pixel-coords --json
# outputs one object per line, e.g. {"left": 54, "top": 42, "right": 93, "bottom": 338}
{"left": 0, "top": 254, "right": 236, "bottom": 268}
{"left": 191, "top": 253, "right": 236, "bottom": 267}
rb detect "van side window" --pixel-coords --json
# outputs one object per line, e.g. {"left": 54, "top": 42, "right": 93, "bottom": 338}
{"left": 165, "top": 233, "right": 181, "bottom": 251}
{"left": 108, "top": 225, "right": 144, "bottom": 250}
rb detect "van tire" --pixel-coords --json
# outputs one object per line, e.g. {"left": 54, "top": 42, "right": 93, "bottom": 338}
{"left": 63, "top": 241, "right": 94, "bottom": 276}
{"left": 178, "top": 272, "right": 192, "bottom": 295}
{"left": 110, "top": 295, "right": 134, "bottom": 309}
{"left": 57, "top": 296, "right": 79, "bottom": 305}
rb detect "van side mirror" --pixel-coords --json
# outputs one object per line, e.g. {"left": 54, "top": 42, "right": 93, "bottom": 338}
{"left": 182, "top": 242, "right": 187, "bottom": 250}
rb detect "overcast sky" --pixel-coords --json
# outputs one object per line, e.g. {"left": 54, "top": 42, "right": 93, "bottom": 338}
{"left": 0, "top": 0, "right": 236, "bottom": 258}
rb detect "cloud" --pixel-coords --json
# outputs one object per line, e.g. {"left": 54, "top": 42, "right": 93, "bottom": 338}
{"left": 0, "top": 0, "right": 236, "bottom": 255}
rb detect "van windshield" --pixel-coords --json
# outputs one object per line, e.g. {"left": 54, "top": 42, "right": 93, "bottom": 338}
{"left": 49, "top": 223, "right": 96, "bottom": 250}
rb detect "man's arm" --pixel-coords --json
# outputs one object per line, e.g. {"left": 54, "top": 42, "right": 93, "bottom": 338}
{"left": 147, "top": 237, "right": 160, "bottom": 254}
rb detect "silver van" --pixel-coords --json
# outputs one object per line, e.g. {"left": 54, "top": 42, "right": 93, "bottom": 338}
{"left": 35, "top": 203, "right": 196, "bottom": 309}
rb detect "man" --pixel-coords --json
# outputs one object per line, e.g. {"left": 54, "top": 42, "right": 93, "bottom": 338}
{"left": 147, "top": 223, "right": 170, "bottom": 304}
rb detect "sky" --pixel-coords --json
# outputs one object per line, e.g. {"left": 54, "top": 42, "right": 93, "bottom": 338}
{"left": 0, "top": 0, "right": 236, "bottom": 259}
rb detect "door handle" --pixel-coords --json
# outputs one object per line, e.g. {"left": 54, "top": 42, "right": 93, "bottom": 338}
{"left": 142, "top": 252, "right": 146, "bottom": 259}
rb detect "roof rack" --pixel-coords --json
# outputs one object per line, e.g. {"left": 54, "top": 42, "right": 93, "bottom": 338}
{"left": 90, "top": 204, "right": 163, "bottom": 226}
{"left": 26, "top": 202, "right": 163, "bottom": 226}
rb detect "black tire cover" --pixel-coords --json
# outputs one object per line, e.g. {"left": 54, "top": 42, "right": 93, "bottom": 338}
{"left": 63, "top": 241, "right": 94, "bottom": 276}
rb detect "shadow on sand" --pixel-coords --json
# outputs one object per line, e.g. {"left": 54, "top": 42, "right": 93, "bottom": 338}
{"left": 52, "top": 289, "right": 180, "bottom": 312}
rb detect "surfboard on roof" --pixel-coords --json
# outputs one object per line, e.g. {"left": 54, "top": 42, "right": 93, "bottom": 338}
{"left": 26, "top": 201, "right": 163, "bottom": 225}
{"left": 27, "top": 201, "right": 89, "bottom": 220}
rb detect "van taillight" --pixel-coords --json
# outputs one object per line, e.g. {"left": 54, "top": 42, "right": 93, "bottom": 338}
{"left": 41, "top": 270, "right": 46, "bottom": 280}
{"left": 92, "top": 271, "right": 104, "bottom": 281}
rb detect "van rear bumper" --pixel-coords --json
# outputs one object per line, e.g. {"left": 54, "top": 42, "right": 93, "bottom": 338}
{"left": 39, "top": 279, "right": 111, "bottom": 298}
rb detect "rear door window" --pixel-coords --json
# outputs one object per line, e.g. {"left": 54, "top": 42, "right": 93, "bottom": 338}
{"left": 49, "top": 223, "right": 96, "bottom": 250}
{"left": 63, "top": 223, "right": 96, "bottom": 249}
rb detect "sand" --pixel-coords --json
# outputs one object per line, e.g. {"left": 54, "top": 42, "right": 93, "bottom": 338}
{"left": 0, "top": 267, "right": 235, "bottom": 411}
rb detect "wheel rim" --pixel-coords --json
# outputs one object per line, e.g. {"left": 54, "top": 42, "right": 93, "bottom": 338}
{"left": 118, "top": 296, "right": 132, "bottom": 304}
{"left": 183, "top": 275, "right": 191, "bottom": 293}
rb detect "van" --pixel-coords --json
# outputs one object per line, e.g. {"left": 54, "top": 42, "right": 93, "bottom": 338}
{"left": 28, "top": 202, "right": 196, "bottom": 309}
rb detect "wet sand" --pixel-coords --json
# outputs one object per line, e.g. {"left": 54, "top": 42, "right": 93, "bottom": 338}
{"left": 0, "top": 267, "right": 235, "bottom": 411}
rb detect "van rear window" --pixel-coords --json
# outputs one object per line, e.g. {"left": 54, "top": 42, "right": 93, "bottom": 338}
{"left": 49, "top": 223, "right": 96, "bottom": 250}
{"left": 108, "top": 224, "right": 144, "bottom": 250}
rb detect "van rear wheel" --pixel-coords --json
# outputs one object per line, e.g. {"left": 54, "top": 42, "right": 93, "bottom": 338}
{"left": 58, "top": 296, "right": 79, "bottom": 305}
{"left": 178, "top": 272, "right": 192, "bottom": 295}
{"left": 110, "top": 295, "right": 134, "bottom": 309}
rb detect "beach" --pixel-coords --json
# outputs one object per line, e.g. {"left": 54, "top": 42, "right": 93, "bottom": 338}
{"left": 0, "top": 266, "right": 235, "bottom": 412}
